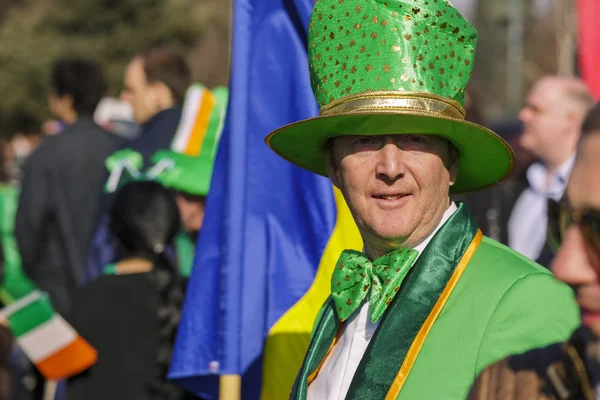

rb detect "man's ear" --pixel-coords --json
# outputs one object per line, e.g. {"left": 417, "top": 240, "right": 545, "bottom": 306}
{"left": 448, "top": 146, "right": 459, "bottom": 188}
{"left": 151, "top": 81, "right": 174, "bottom": 109}
{"left": 325, "top": 140, "right": 342, "bottom": 189}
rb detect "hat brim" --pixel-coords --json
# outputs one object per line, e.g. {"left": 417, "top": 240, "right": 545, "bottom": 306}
{"left": 265, "top": 111, "right": 515, "bottom": 194}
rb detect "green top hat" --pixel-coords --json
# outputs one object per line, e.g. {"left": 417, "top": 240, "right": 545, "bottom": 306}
{"left": 148, "top": 150, "right": 215, "bottom": 196}
{"left": 152, "top": 84, "right": 228, "bottom": 196}
{"left": 104, "top": 84, "right": 228, "bottom": 196}
{"left": 266, "top": 0, "right": 514, "bottom": 193}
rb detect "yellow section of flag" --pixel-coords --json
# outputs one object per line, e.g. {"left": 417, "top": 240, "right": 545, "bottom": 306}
{"left": 260, "top": 187, "right": 362, "bottom": 399}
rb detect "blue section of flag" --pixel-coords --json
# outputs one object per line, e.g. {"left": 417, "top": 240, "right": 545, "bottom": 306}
{"left": 168, "top": 0, "right": 337, "bottom": 398}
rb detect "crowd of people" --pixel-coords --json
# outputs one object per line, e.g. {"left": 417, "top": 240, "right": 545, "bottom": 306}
{"left": 0, "top": 47, "right": 221, "bottom": 400}
{"left": 0, "top": 0, "right": 599, "bottom": 399}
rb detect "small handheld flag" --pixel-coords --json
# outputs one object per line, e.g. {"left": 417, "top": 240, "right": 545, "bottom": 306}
{"left": 0, "top": 291, "right": 97, "bottom": 380}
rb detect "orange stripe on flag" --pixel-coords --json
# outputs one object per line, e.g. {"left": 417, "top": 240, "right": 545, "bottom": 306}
{"left": 36, "top": 336, "right": 97, "bottom": 380}
{"left": 184, "top": 91, "right": 216, "bottom": 156}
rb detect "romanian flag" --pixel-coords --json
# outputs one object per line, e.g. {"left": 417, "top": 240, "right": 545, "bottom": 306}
{"left": 168, "top": 0, "right": 362, "bottom": 398}
{"left": 0, "top": 291, "right": 97, "bottom": 380}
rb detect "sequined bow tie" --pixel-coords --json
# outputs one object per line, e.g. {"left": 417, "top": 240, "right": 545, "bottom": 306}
{"left": 331, "top": 248, "right": 419, "bottom": 323}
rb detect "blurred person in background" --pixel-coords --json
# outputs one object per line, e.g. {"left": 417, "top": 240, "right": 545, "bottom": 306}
{"left": 508, "top": 76, "right": 593, "bottom": 267}
{"left": 96, "top": 84, "right": 228, "bottom": 282}
{"left": 3, "top": 113, "right": 46, "bottom": 185}
{"left": 0, "top": 134, "right": 42, "bottom": 400}
{"left": 119, "top": 47, "right": 191, "bottom": 166}
{"left": 454, "top": 90, "right": 535, "bottom": 243}
{"left": 67, "top": 181, "right": 186, "bottom": 400}
{"left": 14, "top": 58, "right": 121, "bottom": 315}
{"left": 86, "top": 47, "right": 192, "bottom": 282}
{"left": 469, "top": 102, "right": 600, "bottom": 400}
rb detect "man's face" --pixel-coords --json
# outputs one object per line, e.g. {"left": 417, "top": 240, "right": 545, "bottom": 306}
{"left": 518, "top": 80, "right": 571, "bottom": 161}
{"left": 175, "top": 193, "right": 206, "bottom": 233}
{"left": 327, "top": 134, "right": 456, "bottom": 257}
{"left": 120, "top": 58, "right": 159, "bottom": 125}
{"left": 552, "top": 133, "right": 600, "bottom": 337}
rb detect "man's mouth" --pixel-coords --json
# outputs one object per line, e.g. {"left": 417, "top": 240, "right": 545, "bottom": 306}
{"left": 373, "top": 194, "right": 410, "bottom": 200}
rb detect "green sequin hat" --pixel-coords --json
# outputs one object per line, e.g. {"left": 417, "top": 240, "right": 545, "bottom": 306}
{"left": 266, "top": 0, "right": 514, "bottom": 193}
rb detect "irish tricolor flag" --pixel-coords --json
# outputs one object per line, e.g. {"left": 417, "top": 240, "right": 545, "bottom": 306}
{"left": 0, "top": 290, "right": 97, "bottom": 379}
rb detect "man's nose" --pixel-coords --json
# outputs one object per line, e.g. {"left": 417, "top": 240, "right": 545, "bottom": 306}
{"left": 375, "top": 140, "right": 406, "bottom": 181}
{"left": 552, "top": 225, "right": 599, "bottom": 285}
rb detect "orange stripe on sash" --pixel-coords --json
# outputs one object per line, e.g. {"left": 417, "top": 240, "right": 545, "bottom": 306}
{"left": 385, "top": 229, "right": 483, "bottom": 399}
{"left": 307, "top": 324, "right": 344, "bottom": 385}
{"left": 184, "top": 91, "right": 216, "bottom": 156}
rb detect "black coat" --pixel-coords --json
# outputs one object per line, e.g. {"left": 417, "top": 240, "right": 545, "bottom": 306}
{"left": 15, "top": 117, "right": 121, "bottom": 314}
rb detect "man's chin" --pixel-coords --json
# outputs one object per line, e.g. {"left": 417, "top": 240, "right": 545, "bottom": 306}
{"left": 367, "top": 226, "right": 413, "bottom": 246}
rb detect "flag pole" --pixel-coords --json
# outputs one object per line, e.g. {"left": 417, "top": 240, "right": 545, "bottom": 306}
{"left": 219, "top": 0, "right": 240, "bottom": 397}
{"left": 219, "top": 375, "right": 241, "bottom": 400}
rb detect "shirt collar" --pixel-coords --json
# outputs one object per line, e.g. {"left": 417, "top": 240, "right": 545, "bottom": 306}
{"left": 526, "top": 155, "right": 576, "bottom": 199}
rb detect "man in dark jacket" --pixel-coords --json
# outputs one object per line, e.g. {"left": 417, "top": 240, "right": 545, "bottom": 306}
{"left": 15, "top": 59, "right": 121, "bottom": 315}
{"left": 85, "top": 48, "right": 191, "bottom": 281}
{"left": 469, "top": 102, "right": 600, "bottom": 400}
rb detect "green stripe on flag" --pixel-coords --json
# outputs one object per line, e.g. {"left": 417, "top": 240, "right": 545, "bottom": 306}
{"left": 8, "top": 294, "right": 54, "bottom": 337}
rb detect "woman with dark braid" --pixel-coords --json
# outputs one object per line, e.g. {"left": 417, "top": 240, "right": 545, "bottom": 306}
{"left": 67, "top": 181, "right": 186, "bottom": 400}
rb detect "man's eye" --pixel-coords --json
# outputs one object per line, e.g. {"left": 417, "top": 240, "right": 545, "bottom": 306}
{"left": 400, "top": 135, "right": 429, "bottom": 144}
{"left": 353, "top": 137, "right": 376, "bottom": 145}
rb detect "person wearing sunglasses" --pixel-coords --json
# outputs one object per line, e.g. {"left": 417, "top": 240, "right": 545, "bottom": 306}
{"left": 469, "top": 102, "right": 600, "bottom": 399}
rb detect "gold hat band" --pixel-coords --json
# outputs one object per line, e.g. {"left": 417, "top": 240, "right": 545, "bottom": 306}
{"left": 319, "top": 91, "right": 466, "bottom": 120}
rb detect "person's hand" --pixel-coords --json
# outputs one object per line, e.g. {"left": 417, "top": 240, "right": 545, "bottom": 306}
{"left": 0, "top": 317, "right": 8, "bottom": 327}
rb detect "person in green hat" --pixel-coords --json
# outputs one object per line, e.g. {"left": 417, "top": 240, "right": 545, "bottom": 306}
{"left": 265, "top": 0, "right": 579, "bottom": 399}
{"left": 103, "top": 84, "right": 228, "bottom": 278}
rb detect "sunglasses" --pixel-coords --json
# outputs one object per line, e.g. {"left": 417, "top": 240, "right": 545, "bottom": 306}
{"left": 547, "top": 198, "right": 600, "bottom": 255}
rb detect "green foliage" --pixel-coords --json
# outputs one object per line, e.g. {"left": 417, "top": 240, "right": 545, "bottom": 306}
{"left": 0, "top": 0, "right": 207, "bottom": 136}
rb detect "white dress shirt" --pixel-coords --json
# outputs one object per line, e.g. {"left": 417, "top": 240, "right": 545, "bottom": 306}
{"left": 307, "top": 202, "right": 458, "bottom": 400}
{"left": 508, "top": 156, "right": 575, "bottom": 261}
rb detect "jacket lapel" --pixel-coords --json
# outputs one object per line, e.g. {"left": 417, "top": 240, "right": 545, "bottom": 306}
{"left": 290, "top": 299, "right": 340, "bottom": 399}
{"left": 346, "top": 203, "right": 479, "bottom": 399}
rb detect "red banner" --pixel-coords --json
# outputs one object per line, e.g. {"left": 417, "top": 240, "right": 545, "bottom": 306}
{"left": 578, "top": 0, "right": 600, "bottom": 99}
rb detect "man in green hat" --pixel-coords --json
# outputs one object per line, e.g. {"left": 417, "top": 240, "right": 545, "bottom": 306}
{"left": 265, "top": 0, "right": 579, "bottom": 398}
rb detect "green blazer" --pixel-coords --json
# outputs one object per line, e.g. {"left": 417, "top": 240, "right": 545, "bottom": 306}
{"left": 292, "top": 204, "right": 579, "bottom": 399}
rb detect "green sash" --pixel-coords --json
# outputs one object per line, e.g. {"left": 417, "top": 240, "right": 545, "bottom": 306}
{"left": 291, "top": 203, "right": 478, "bottom": 399}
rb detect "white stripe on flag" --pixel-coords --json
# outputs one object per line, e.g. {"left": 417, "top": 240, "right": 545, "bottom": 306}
{"left": 0, "top": 291, "right": 42, "bottom": 319}
{"left": 172, "top": 85, "right": 205, "bottom": 152}
{"left": 17, "top": 315, "right": 77, "bottom": 363}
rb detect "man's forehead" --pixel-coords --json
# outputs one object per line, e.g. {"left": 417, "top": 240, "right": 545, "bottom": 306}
{"left": 528, "top": 82, "right": 557, "bottom": 107}
{"left": 124, "top": 59, "right": 146, "bottom": 84}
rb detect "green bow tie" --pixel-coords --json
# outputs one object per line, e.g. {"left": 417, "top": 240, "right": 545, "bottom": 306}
{"left": 331, "top": 248, "right": 419, "bottom": 323}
